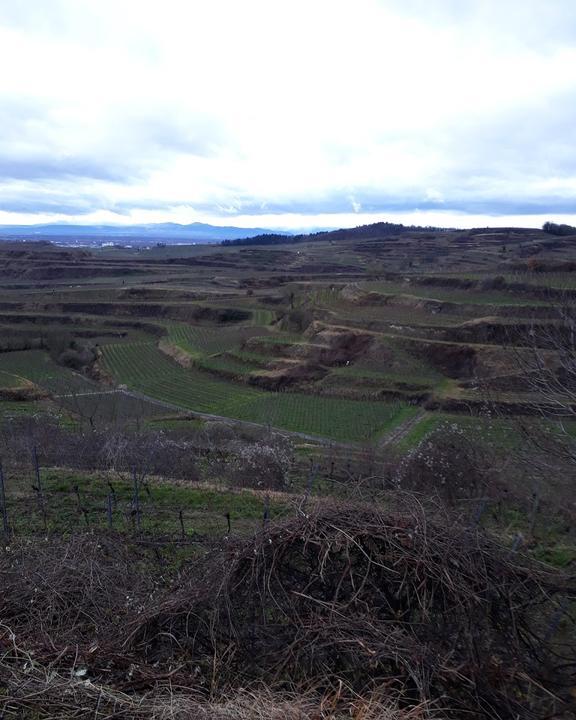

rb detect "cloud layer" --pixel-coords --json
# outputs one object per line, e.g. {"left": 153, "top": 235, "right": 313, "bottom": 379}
{"left": 1, "top": 0, "right": 576, "bottom": 229}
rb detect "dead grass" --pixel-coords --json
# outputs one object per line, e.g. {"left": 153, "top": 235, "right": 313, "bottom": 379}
{"left": 0, "top": 655, "right": 439, "bottom": 720}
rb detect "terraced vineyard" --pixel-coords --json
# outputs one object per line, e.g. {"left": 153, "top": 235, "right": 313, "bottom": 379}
{"left": 2, "top": 224, "right": 574, "bottom": 446}
{"left": 0, "top": 350, "right": 96, "bottom": 395}
{"left": 230, "top": 393, "right": 417, "bottom": 441}
{"left": 102, "top": 342, "right": 266, "bottom": 415}
{"left": 0, "top": 349, "right": 169, "bottom": 423}
{"left": 102, "top": 341, "right": 414, "bottom": 441}
{"left": 166, "top": 323, "right": 271, "bottom": 357}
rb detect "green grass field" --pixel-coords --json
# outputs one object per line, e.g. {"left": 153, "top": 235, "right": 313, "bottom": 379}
{"left": 248, "top": 308, "right": 276, "bottom": 325}
{"left": 247, "top": 333, "right": 303, "bottom": 345}
{"left": 0, "top": 400, "right": 46, "bottom": 417}
{"left": 3, "top": 467, "right": 288, "bottom": 538}
{"left": 102, "top": 341, "right": 415, "bottom": 441}
{"left": 390, "top": 412, "right": 527, "bottom": 454}
{"left": 0, "top": 369, "right": 24, "bottom": 388}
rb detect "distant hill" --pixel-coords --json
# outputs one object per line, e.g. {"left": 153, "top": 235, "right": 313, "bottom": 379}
{"left": 222, "top": 221, "right": 446, "bottom": 246}
{"left": 0, "top": 222, "right": 291, "bottom": 245}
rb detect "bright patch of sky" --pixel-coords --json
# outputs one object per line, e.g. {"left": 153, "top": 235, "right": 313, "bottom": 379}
{"left": 1, "top": 0, "right": 576, "bottom": 230}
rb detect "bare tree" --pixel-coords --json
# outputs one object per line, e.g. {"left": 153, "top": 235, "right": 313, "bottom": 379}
{"left": 485, "top": 299, "right": 576, "bottom": 518}
{"left": 506, "top": 307, "right": 576, "bottom": 453}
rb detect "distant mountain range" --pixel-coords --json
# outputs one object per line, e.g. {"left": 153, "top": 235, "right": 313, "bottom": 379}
{"left": 0, "top": 222, "right": 291, "bottom": 244}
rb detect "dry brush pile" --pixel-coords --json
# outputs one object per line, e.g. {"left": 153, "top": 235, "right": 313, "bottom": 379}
{"left": 129, "top": 501, "right": 575, "bottom": 718}
{"left": 0, "top": 500, "right": 575, "bottom": 719}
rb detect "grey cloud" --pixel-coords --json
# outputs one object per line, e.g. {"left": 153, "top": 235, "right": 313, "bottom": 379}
{"left": 138, "top": 113, "right": 228, "bottom": 158}
{"left": 0, "top": 156, "right": 135, "bottom": 183}
{"left": 9, "top": 185, "right": 573, "bottom": 222}
{"left": 447, "top": 93, "right": 576, "bottom": 179}
{"left": 0, "top": 94, "right": 227, "bottom": 186}
{"left": 191, "top": 196, "right": 576, "bottom": 218}
{"left": 0, "top": 181, "right": 118, "bottom": 216}
{"left": 0, "top": 196, "right": 98, "bottom": 216}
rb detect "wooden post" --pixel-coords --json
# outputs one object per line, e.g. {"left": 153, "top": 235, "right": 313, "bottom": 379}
{"left": 132, "top": 468, "right": 141, "bottom": 533}
{"left": 510, "top": 533, "right": 524, "bottom": 555}
{"left": 471, "top": 498, "right": 489, "bottom": 527}
{"left": 73, "top": 485, "right": 90, "bottom": 529}
{"left": 544, "top": 597, "right": 569, "bottom": 644}
{"left": 0, "top": 459, "right": 10, "bottom": 539}
{"left": 528, "top": 492, "right": 540, "bottom": 538}
{"left": 301, "top": 462, "right": 317, "bottom": 514}
{"left": 107, "top": 493, "right": 113, "bottom": 529}
{"left": 107, "top": 481, "right": 117, "bottom": 508}
{"left": 32, "top": 446, "right": 47, "bottom": 532}
{"left": 179, "top": 509, "right": 186, "bottom": 539}
{"left": 263, "top": 494, "right": 270, "bottom": 528}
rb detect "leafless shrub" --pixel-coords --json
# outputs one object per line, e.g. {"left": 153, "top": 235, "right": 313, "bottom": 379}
{"left": 395, "top": 423, "right": 499, "bottom": 505}
{"left": 98, "top": 429, "right": 200, "bottom": 482}
{"left": 206, "top": 430, "right": 294, "bottom": 490}
{"left": 202, "top": 420, "right": 238, "bottom": 445}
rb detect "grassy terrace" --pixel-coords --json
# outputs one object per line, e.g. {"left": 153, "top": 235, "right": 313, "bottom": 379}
{"left": 298, "top": 281, "right": 550, "bottom": 308}
{"left": 0, "top": 370, "right": 24, "bottom": 388}
{"left": 0, "top": 400, "right": 46, "bottom": 417}
{"left": 102, "top": 341, "right": 416, "bottom": 442}
{"left": 438, "top": 271, "right": 576, "bottom": 290}
{"left": 389, "top": 412, "right": 517, "bottom": 454}
{"left": 359, "top": 280, "right": 551, "bottom": 306}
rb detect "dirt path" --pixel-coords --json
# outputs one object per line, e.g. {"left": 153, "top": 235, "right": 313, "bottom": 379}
{"left": 378, "top": 410, "right": 427, "bottom": 449}
{"left": 53, "top": 389, "right": 119, "bottom": 398}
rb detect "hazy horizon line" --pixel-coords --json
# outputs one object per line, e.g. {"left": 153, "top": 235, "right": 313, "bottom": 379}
{"left": 0, "top": 210, "right": 573, "bottom": 233}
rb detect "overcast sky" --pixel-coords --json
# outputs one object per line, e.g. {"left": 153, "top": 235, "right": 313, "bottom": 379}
{"left": 1, "top": 0, "right": 576, "bottom": 230}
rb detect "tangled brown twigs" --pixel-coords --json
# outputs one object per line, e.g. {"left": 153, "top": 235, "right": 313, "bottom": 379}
{"left": 129, "top": 500, "right": 575, "bottom": 719}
